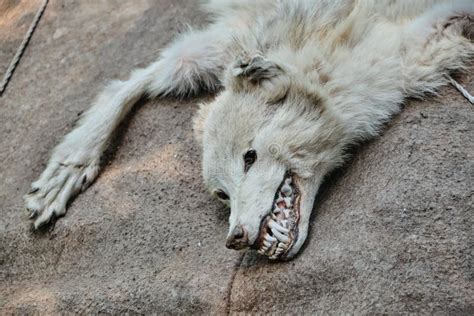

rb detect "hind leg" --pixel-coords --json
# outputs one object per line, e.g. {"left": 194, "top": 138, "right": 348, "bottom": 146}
{"left": 25, "top": 25, "right": 232, "bottom": 228}
{"left": 401, "top": 2, "right": 474, "bottom": 97}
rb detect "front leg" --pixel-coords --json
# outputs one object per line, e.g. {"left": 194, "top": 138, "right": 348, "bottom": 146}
{"left": 25, "top": 26, "right": 232, "bottom": 228}
{"left": 24, "top": 70, "right": 150, "bottom": 228}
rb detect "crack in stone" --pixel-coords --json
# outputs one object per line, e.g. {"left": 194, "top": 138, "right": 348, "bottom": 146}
{"left": 225, "top": 252, "right": 245, "bottom": 315}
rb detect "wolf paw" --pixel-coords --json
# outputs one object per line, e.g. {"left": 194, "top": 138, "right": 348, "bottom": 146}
{"left": 24, "top": 160, "right": 99, "bottom": 229}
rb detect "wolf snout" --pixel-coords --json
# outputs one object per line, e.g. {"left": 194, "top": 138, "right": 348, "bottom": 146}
{"left": 225, "top": 225, "right": 250, "bottom": 250}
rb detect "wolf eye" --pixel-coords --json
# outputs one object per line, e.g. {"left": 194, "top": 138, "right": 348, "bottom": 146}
{"left": 243, "top": 148, "right": 257, "bottom": 172}
{"left": 215, "top": 189, "right": 229, "bottom": 200}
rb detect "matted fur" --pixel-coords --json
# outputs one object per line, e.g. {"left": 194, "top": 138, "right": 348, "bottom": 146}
{"left": 25, "top": 0, "right": 473, "bottom": 259}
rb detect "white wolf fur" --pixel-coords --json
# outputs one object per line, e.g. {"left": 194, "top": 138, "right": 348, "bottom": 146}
{"left": 25, "top": 0, "right": 473, "bottom": 259}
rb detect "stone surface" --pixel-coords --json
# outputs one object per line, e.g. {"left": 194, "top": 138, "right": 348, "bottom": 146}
{"left": 0, "top": 1, "right": 238, "bottom": 314}
{"left": 0, "top": 0, "right": 43, "bottom": 77}
{"left": 230, "top": 83, "right": 474, "bottom": 313}
{"left": 1, "top": 1, "right": 473, "bottom": 314}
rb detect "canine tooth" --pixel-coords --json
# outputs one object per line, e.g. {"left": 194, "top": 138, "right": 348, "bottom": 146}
{"left": 265, "top": 234, "right": 277, "bottom": 242}
{"left": 269, "top": 220, "right": 289, "bottom": 233}
{"left": 281, "top": 184, "right": 292, "bottom": 196}
{"left": 271, "top": 228, "right": 289, "bottom": 242}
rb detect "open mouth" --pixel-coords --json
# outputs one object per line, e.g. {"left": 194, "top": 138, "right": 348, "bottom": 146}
{"left": 254, "top": 172, "right": 301, "bottom": 260}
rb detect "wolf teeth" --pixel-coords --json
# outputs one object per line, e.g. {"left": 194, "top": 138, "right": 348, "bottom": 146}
{"left": 260, "top": 175, "right": 297, "bottom": 259}
{"left": 269, "top": 241, "right": 290, "bottom": 259}
{"left": 281, "top": 183, "right": 292, "bottom": 196}
{"left": 271, "top": 213, "right": 279, "bottom": 221}
{"left": 270, "top": 228, "right": 289, "bottom": 242}
{"left": 276, "top": 198, "right": 286, "bottom": 210}
{"left": 276, "top": 243, "right": 288, "bottom": 254}
{"left": 274, "top": 247, "right": 284, "bottom": 256}
{"left": 265, "top": 233, "right": 277, "bottom": 242}
{"left": 269, "top": 220, "right": 289, "bottom": 234}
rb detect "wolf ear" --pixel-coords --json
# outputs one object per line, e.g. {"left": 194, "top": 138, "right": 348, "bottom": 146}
{"left": 227, "top": 52, "right": 291, "bottom": 103}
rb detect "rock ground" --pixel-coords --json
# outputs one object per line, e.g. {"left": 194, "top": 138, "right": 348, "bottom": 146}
{"left": 0, "top": 1, "right": 473, "bottom": 314}
{"left": 0, "top": 0, "right": 43, "bottom": 77}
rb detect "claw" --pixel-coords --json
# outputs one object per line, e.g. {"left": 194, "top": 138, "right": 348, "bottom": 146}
{"left": 28, "top": 187, "right": 39, "bottom": 195}
{"left": 80, "top": 175, "right": 88, "bottom": 191}
{"left": 28, "top": 209, "right": 38, "bottom": 219}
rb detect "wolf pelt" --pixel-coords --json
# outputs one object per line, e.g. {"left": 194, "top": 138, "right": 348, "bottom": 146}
{"left": 25, "top": 0, "right": 473, "bottom": 260}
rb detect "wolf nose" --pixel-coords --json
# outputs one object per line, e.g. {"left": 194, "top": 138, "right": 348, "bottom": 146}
{"left": 226, "top": 225, "right": 249, "bottom": 249}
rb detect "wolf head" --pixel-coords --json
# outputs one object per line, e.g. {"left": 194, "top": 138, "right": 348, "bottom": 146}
{"left": 194, "top": 52, "right": 346, "bottom": 260}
